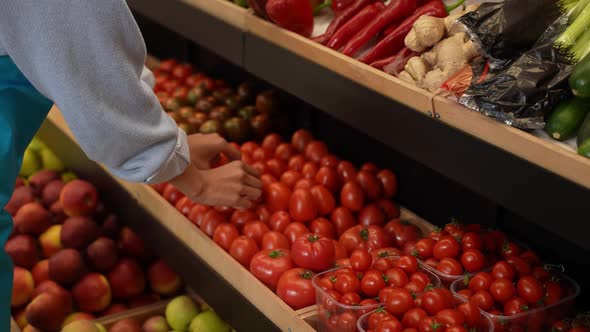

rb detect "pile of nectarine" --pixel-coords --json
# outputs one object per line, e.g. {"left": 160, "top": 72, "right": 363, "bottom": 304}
{"left": 7, "top": 169, "right": 184, "bottom": 331}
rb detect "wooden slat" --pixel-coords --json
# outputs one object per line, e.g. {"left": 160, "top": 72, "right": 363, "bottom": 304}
{"left": 181, "top": 0, "right": 247, "bottom": 29}
{"left": 433, "top": 96, "right": 590, "bottom": 189}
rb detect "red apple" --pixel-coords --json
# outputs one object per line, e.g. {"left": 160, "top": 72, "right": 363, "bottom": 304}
{"left": 13, "top": 307, "right": 27, "bottom": 328}
{"left": 41, "top": 179, "right": 64, "bottom": 207}
{"left": 49, "top": 201, "right": 67, "bottom": 224}
{"left": 148, "top": 260, "right": 182, "bottom": 296}
{"left": 86, "top": 237, "right": 118, "bottom": 272}
{"left": 100, "top": 214, "right": 120, "bottom": 239}
{"left": 25, "top": 292, "right": 71, "bottom": 331}
{"left": 32, "top": 280, "right": 73, "bottom": 311}
{"left": 28, "top": 170, "right": 60, "bottom": 195}
{"left": 5, "top": 234, "right": 39, "bottom": 268}
{"left": 60, "top": 216, "right": 99, "bottom": 249}
{"left": 62, "top": 312, "right": 96, "bottom": 326}
{"left": 31, "top": 259, "right": 50, "bottom": 284}
{"left": 48, "top": 249, "right": 85, "bottom": 285}
{"left": 109, "top": 318, "right": 142, "bottom": 332}
{"left": 39, "top": 224, "right": 63, "bottom": 258}
{"left": 22, "top": 325, "right": 42, "bottom": 332}
{"left": 107, "top": 258, "right": 146, "bottom": 299}
{"left": 5, "top": 186, "right": 34, "bottom": 216}
{"left": 11, "top": 266, "right": 35, "bottom": 308}
{"left": 14, "top": 202, "right": 51, "bottom": 235}
{"left": 101, "top": 303, "right": 128, "bottom": 316}
{"left": 72, "top": 273, "right": 112, "bottom": 312}
{"left": 118, "top": 227, "right": 151, "bottom": 259}
{"left": 15, "top": 177, "right": 25, "bottom": 188}
{"left": 59, "top": 179, "right": 98, "bottom": 217}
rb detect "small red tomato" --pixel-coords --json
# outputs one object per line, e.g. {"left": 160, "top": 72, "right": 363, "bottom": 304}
{"left": 368, "top": 307, "right": 391, "bottom": 330}
{"left": 520, "top": 250, "right": 541, "bottom": 266}
{"left": 339, "top": 292, "right": 361, "bottom": 306}
{"left": 358, "top": 298, "right": 380, "bottom": 316}
{"left": 385, "top": 267, "right": 408, "bottom": 287}
{"left": 384, "top": 287, "right": 414, "bottom": 316}
{"left": 337, "top": 311, "right": 358, "bottom": 332}
{"left": 410, "top": 271, "right": 431, "bottom": 286}
{"left": 274, "top": 143, "right": 296, "bottom": 161}
{"left": 188, "top": 204, "right": 209, "bottom": 227}
{"left": 333, "top": 240, "right": 347, "bottom": 260}
{"left": 261, "top": 231, "right": 290, "bottom": 250}
{"left": 288, "top": 155, "right": 306, "bottom": 171}
{"left": 252, "top": 147, "right": 271, "bottom": 162}
{"left": 395, "top": 255, "right": 418, "bottom": 274}
{"left": 242, "top": 221, "right": 270, "bottom": 246}
{"left": 404, "top": 280, "right": 427, "bottom": 294}
{"left": 289, "top": 188, "right": 318, "bottom": 222}
{"left": 229, "top": 236, "right": 259, "bottom": 267}
{"left": 506, "top": 256, "right": 531, "bottom": 277}
{"left": 310, "top": 185, "right": 336, "bottom": 216}
{"left": 502, "top": 242, "right": 521, "bottom": 259}
{"left": 304, "top": 141, "right": 328, "bottom": 162}
{"left": 489, "top": 277, "right": 516, "bottom": 303}
{"left": 470, "top": 290, "right": 494, "bottom": 311}
{"left": 334, "top": 272, "right": 361, "bottom": 294}
{"left": 543, "top": 280, "right": 564, "bottom": 306}
{"left": 457, "top": 302, "right": 481, "bottom": 327}
{"left": 213, "top": 223, "right": 239, "bottom": 251}
{"left": 402, "top": 307, "right": 428, "bottom": 328}
{"left": 336, "top": 161, "right": 357, "bottom": 183}
{"left": 361, "top": 162, "right": 378, "bottom": 174}
{"left": 331, "top": 207, "right": 356, "bottom": 237}
{"left": 291, "top": 234, "right": 335, "bottom": 271}
{"left": 415, "top": 238, "right": 435, "bottom": 259}
{"left": 376, "top": 316, "right": 403, "bottom": 332}
{"left": 503, "top": 297, "right": 529, "bottom": 316}
{"left": 340, "top": 181, "right": 365, "bottom": 211}
{"left": 422, "top": 288, "right": 454, "bottom": 315}
{"left": 383, "top": 219, "right": 419, "bottom": 248}
{"left": 280, "top": 170, "right": 302, "bottom": 189}
{"left": 516, "top": 276, "right": 544, "bottom": 304}
{"left": 241, "top": 142, "right": 258, "bottom": 155}
{"left": 433, "top": 236, "right": 460, "bottom": 260}
{"left": 265, "top": 158, "right": 287, "bottom": 179}
{"left": 492, "top": 261, "right": 516, "bottom": 281}
{"left": 435, "top": 309, "right": 465, "bottom": 327}
{"left": 361, "top": 269, "right": 387, "bottom": 297}
{"left": 377, "top": 169, "right": 397, "bottom": 198}
{"left": 468, "top": 272, "right": 494, "bottom": 292}
{"left": 373, "top": 258, "right": 393, "bottom": 272}
{"left": 261, "top": 133, "right": 282, "bottom": 152}
{"left": 276, "top": 268, "right": 316, "bottom": 309}
{"left": 359, "top": 204, "right": 386, "bottom": 227}
{"left": 460, "top": 249, "right": 486, "bottom": 273}
{"left": 249, "top": 249, "right": 293, "bottom": 291}
{"left": 294, "top": 178, "right": 315, "bottom": 190}
{"left": 356, "top": 170, "right": 382, "bottom": 201}
{"left": 457, "top": 289, "right": 473, "bottom": 299}
{"left": 350, "top": 249, "right": 373, "bottom": 272}
{"left": 174, "top": 196, "right": 194, "bottom": 216}
{"left": 268, "top": 211, "right": 291, "bottom": 232}
{"left": 320, "top": 154, "right": 339, "bottom": 168}
{"left": 200, "top": 209, "right": 226, "bottom": 237}
{"left": 461, "top": 232, "right": 483, "bottom": 251}
{"left": 376, "top": 199, "right": 400, "bottom": 219}
{"left": 266, "top": 182, "right": 292, "bottom": 213}
{"left": 436, "top": 257, "right": 463, "bottom": 275}
{"left": 309, "top": 217, "right": 335, "bottom": 239}
{"left": 315, "top": 166, "right": 340, "bottom": 193}
{"left": 302, "top": 162, "right": 318, "bottom": 179}
{"left": 283, "top": 222, "right": 309, "bottom": 245}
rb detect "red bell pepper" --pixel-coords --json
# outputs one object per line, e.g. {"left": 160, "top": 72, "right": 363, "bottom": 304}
{"left": 327, "top": 3, "right": 385, "bottom": 50}
{"left": 370, "top": 47, "right": 417, "bottom": 72}
{"left": 317, "top": 0, "right": 375, "bottom": 45}
{"left": 358, "top": 0, "right": 447, "bottom": 63}
{"left": 266, "top": 0, "right": 314, "bottom": 37}
{"left": 341, "top": 0, "right": 417, "bottom": 57}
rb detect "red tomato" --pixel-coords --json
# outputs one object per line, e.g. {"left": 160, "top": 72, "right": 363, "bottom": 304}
{"left": 229, "top": 236, "right": 259, "bottom": 267}
{"left": 317, "top": 277, "right": 335, "bottom": 292}
{"left": 289, "top": 188, "right": 318, "bottom": 222}
{"left": 172, "top": 63, "right": 192, "bottom": 80}
{"left": 266, "top": 182, "right": 292, "bottom": 213}
{"left": 262, "top": 134, "right": 283, "bottom": 152}
{"left": 310, "top": 185, "right": 336, "bottom": 216}
{"left": 315, "top": 166, "right": 340, "bottom": 194}
{"left": 257, "top": 206, "right": 271, "bottom": 224}
{"left": 241, "top": 142, "right": 258, "bottom": 155}
{"left": 309, "top": 217, "right": 335, "bottom": 239}
{"left": 350, "top": 249, "right": 373, "bottom": 272}
{"left": 415, "top": 238, "right": 435, "bottom": 259}
{"left": 433, "top": 236, "right": 460, "bottom": 260}
{"left": 320, "top": 154, "right": 339, "bottom": 168}
{"left": 162, "top": 184, "right": 184, "bottom": 205}
{"left": 242, "top": 221, "right": 270, "bottom": 246}
{"left": 261, "top": 231, "right": 290, "bottom": 250}
{"left": 359, "top": 204, "right": 386, "bottom": 227}
{"left": 384, "top": 219, "right": 420, "bottom": 248}
{"left": 402, "top": 308, "right": 428, "bottom": 328}
{"left": 252, "top": 147, "right": 271, "bottom": 162}
{"left": 276, "top": 268, "right": 316, "bottom": 309}
{"left": 503, "top": 297, "right": 529, "bottom": 316}
{"left": 422, "top": 288, "right": 454, "bottom": 315}
{"left": 260, "top": 174, "right": 277, "bottom": 191}
{"left": 280, "top": 170, "right": 302, "bottom": 189}
{"left": 291, "top": 234, "right": 335, "bottom": 271}
{"left": 435, "top": 309, "right": 465, "bottom": 326}
{"left": 337, "top": 311, "right": 358, "bottom": 332}
{"left": 331, "top": 207, "right": 356, "bottom": 237}
{"left": 516, "top": 276, "right": 543, "bottom": 304}
{"left": 283, "top": 222, "right": 310, "bottom": 245}
{"left": 302, "top": 162, "right": 319, "bottom": 179}
{"left": 291, "top": 130, "right": 313, "bottom": 152}
{"left": 428, "top": 227, "right": 444, "bottom": 241}
{"left": 335, "top": 258, "right": 351, "bottom": 268}
{"left": 361, "top": 162, "right": 378, "bottom": 173}
{"left": 385, "top": 268, "right": 408, "bottom": 287}
{"left": 333, "top": 240, "right": 347, "bottom": 260}
{"left": 377, "top": 169, "right": 397, "bottom": 198}
{"left": 457, "top": 302, "right": 481, "bottom": 327}
{"left": 265, "top": 159, "right": 287, "bottom": 179}
{"left": 376, "top": 199, "right": 400, "bottom": 219}
{"left": 339, "top": 225, "right": 392, "bottom": 254}
{"left": 410, "top": 271, "right": 431, "bottom": 286}
{"left": 200, "top": 210, "right": 226, "bottom": 237}
{"left": 372, "top": 247, "right": 403, "bottom": 260}
{"left": 252, "top": 162, "right": 267, "bottom": 175}
{"left": 519, "top": 250, "right": 540, "bottom": 266}
{"left": 340, "top": 181, "right": 365, "bottom": 212}
{"left": 334, "top": 272, "right": 361, "bottom": 294}
{"left": 337, "top": 161, "right": 357, "bottom": 183}
{"left": 373, "top": 258, "right": 393, "bottom": 272}
{"left": 159, "top": 59, "right": 178, "bottom": 72}
{"left": 502, "top": 242, "right": 521, "bottom": 259}
{"left": 492, "top": 261, "right": 516, "bottom": 281}
{"left": 268, "top": 211, "right": 291, "bottom": 232}
{"left": 470, "top": 290, "right": 494, "bottom": 311}
{"left": 424, "top": 258, "right": 438, "bottom": 268}
{"left": 490, "top": 278, "right": 516, "bottom": 303}
{"left": 368, "top": 307, "right": 391, "bottom": 329}
{"left": 213, "top": 223, "right": 239, "bottom": 251}
{"left": 384, "top": 287, "right": 414, "bottom": 316}
{"left": 359, "top": 298, "right": 380, "bottom": 316}
{"left": 468, "top": 272, "right": 494, "bottom": 292}
{"left": 457, "top": 289, "right": 473, "bottom": 299}
{"left": 543, "top": 281, "right": 564, "bottom": 306}
{"left": 445, "top": 326, "right": 468, "bottom": 332}
{"left": 461, "top": 249, "right": 486, "bottom": 272}
{"left": 250, "top": 249, "right": 293, "bottom": 291}
{"left": 303, "top": 141, "right": 328, "bottom": 162}
{"left": 357, "top": 170, "right": 382, "bottom": 201}
{"left": 395, "top": 255, "right": 418, "bottom": 274}
{"left": 436, "top": 257, "right": 463, "bottom": 276}
{"left": 188, "top": 204, "right": 210, "bottom": 227}
{"left": 174, "top": 196, "right": 194, "bottom": 216}
{"left": 376, "top": 317, "right": 403, "bottom": 332}
{"left": 294, "top": 178, "right": 316, "bottom": 190}
{"left": 339, "top": 292, "right": 361, "bottom": 306}
{"left": 288, "top": 155, "right": 306, "bottom": 171}
{"left": 461, "top": 232, "right": 483, "bottom": 251}
{"left": 506, "top": 257, "right": 531, "bottom": 277}
{"left": 271, "top": 145, "right": 295, "bottom": 166}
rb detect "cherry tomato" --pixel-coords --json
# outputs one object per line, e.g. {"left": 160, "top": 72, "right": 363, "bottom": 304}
{"left": 265, "top": 158, "right": 287, "bottom": 179}
{"left": 241, "top": 142, "right": 258, "bottom": 155}
{"left": 276, "top": 268, "right": 316, "bottom": 309}
{"left": 359, "top": 204, "right": 387, "bottom": 227}
{"left": 402, "top": 308, "right": 428, "bottom": 328}
{"left": 519, "top": 250, "right": 540, "bottom": 266}
{"left": 376, "top": 169, "right": 397, "bottom": 198}
{"left": 361, "top": 270, "right": 387, "bottom": 297}
{"left": 252, "top": 161, "right": 268, "bottom": 175}
{"left": 372, "top": 247, "right": 403, "bottom": 260}
{"left": 424, "top": 258, "right": 438, "bottom": 268}
{"left": 384, "top": 219, "right": 420, "bottom": 248}
{"left": 334, "top": 272, "right": 361, "bottom": 294}
{"left": 376, "top": 317, "right": 403, "bottom": 332}
{"left": 410, "top": 271, "right": 431, "bottom": 286}
{"left": 490, "top": 277, "right": 516, "bottom": 303}
{"left": 172, "top": 63, "right": 192, "bottom": 80}
{"left": 418, "top": 316, "right": 443, "bottom": 332}
{"left": 310, "top": 185, "right": 336, "bottom": 216}
{"left": 457, "top": 302, "right": 481, "bottom": 327}
{"left": 337, "top": 311, "right": 358, "bottom": 332}
{"left": 289, "top": 188, "right": 318, "bottom": 222}
{"left": 188, "top": 204, "right": 210, "bottom": 227}
{"left": 461, "top": 249, "right": 486, "bottom": 272}
{"left": 339, "top": 292, "right": 361, "bottom": 306}
{"left": 469, "top": 272, "right": 494, "bottom": 292}
{"left": 433, "top": 236, "right": 460, "bottom": 260}
{"left": 242, "top": 221, "right": 270, "bottom": 246}
{"left": 294, "top": 178, "right": 316, "bottom": 190}
{"left": 506, "top": 257, "right": 531, "bottom": 277}
{"left": 265, "top": 182, "right": 292, "bottom": 213}
{"left": 291, "top": 130, "right": 313, "bottom": 152}
{"left": 384, "top": 287, "right": 414, "bottom": 316}
{"left": 283, "top": 222, "right": 309, "bottom": 245}
{"left": 350, "top": 249, "right": 373, "bottom": 272}
{"left": 252, "top": 147, "right": 271, "bottom": 162}
{"left": 516, "top": 276, "right": 543, "bottom": 304}
{"left": 436, "top": 309, "right": 465, "bottom": 326}
{"left": 492, "top": 261, "right": 516, "bottom": 281}
{"left": 335, "top": 258, "right": 351, "bottom": 268}
{"left": 333, "top": 240, "right": 347, "bottom": 260}
{"left": 228, "top": 210, "right": 255, "bottom": 232}
{"left": 249, "top": 249, "right": 293, "bottom": 291}
{"left": 213, "top": 223, "right": 239, "bottom": 251}
{"left": 422, "top": 288, "right": 454, "bottom": 315}
{"left": 457, "top": 289, "right": 473, "bottom": 299}
{"left": 340, "top": 181, "right": 365, "bottom": 211}
{"left": 470, "top": 290, "right": 494, "bottom": 311}
{"left": 274, "top": 143, "right": 296, "bottom": 161}
{"left": 337, "top": 161, "right": 357, "bottom": 183}
{"left": 461, "top": 232, "right": 483, "bottom": 251}
{"left": 368, "top": 307, "right": 391, "bottom": 330}
{"left": 428, "top": 227, "right": 444, "bottom": 241}
{"left": 395, "top": 255, "right": 418, "bottom": 274}
{"left": 543, "top": 280, "right": 564, "bottom": 306}
{"left": 339, "top": 225, "right": 392, "bottom": 254}
{"left": 174, "top": 196, "right": 194, "bottom": 216}
{"left": 304, "top": 141, "right": 328, "bottom": 163}
{"left": 288, "top": 155, "right": 306, "bottom": 171}
{"left": 415, "top": 238, "right": 435, "bottom": 259}
{"left": 376, "top": 199, "right": 400, "bottom": 219}
{"left": 320, "top": 154, "right": 339, "bottom": 168}
{"left": 317, "top": 277, "right": 335, "bottom": 291}
{"left": 309, "top": 217, "right": 335, "bottom": 239}
{"left": 262, "top": 133, "right": 282, "bottom": 152}
{"left": 279, "top": 170, "right": 302, "bottom": 190}
{"left": 229, "top": 236, "right": 259, "bottom": 267}
{"left": 261, "top": 231, "right": 290, "bottom": 250}
{"left": 503, "top": 297, "right": 529, "bottom": 316}
{"left": 373, "top": 258, "right": 393, "bottom": 272}
{"left": 385, "top": 267, "right": 408, "bottom": 287}
{"left": 268, "top": 211, "right": 291, "bottom": 232}
{"left": 200, "top": 209, "right": 225, "bottom": 237}
{"left": 358, "top": 298, "right": 380, "bottom": 316}
{"left": 315, "top": 166, "right": 340, "bottom": 193}
{"left": 331, "top": 207, "right": 356, "bottom": 237}
{"left": 404, "top": 280, "right": 427, "bottom": 294}
{"left": 158, "top": 59, "right": 178, "bottom": 72}
{"left": 502, "top": 242, "right": 521, "bottom": 259}
{"left": 436, "top": 257, "right": 463, "bottom": 276}
{"left": 301, "top": 162, "right": 318, "bottom": 180}
{"left": 291, "top": 234, "right": 335, "bottom": 271}
{"left": 445, "top": 326, "right": 468, "bottom": 332}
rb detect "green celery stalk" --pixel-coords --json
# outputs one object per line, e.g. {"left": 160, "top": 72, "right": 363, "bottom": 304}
{"left": 555, "top": 1, "right": 590, "bottom": 49}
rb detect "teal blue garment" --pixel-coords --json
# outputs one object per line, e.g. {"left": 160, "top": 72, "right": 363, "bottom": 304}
{"left": 0, "top": 56, "right": 52, "bottom": 330}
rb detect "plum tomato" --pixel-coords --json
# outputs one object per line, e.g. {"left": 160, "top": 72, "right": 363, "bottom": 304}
{"left": 376, "top": 199, "right": 400, "bottom": 219}
{"left": 212, "top": 223, "right": 240, "bottom": 251}
{"left": 383, "top": 219, "right": 419, "bottom": 248}
{"left": 340, "top": 181, "right": 365, "bottom": 212}
{"left": 302, "top": 162, "right": 318, "bottom": 179}
{"left": 230, "top": 209, "right": 258, "bottom": 231}
{"left": 276, "top": 268, "right": 316, "bottom": 309}
{"left": 289, "top": 188, "right": 318, "bottom": 222}
{"left": 265, "top": 182, "right": 292, "bottom": 213}
{"left": 229, "top": 236, "right": 259, "bottom": 268}
{"left": 200, "top": 209, "right": 225, "bottom": 237}
{"left": 310, "top": 185, "right": 336, "bottom": 216}
{"left": 283, "top": 222, "right": 309, "bottom": 245}
{"left": 320, "top": 154, "right": 339, "bottom": 168}
{"left": 288, "top": 155, "right": 306, "bottom": 171}
{"left": 280, "top": 170, "right": 302, "bottom": 190}
{"left": 376, "top": 169, "right": 397, "bottom": 198}
{"left": 309, "top": 217, "right": 336, "bottom": 239}
{"left": 249, "top": 249, "right": 293, "bottom": 291}
{"left": 242, "top": 220, "right": 270, "bottom": 246}
{"left": 315, "top": 166, "right": 340, "bottom": 193}
{"left": 359, "top": 204, "right": 386, "bottom": 227}
{"left": 291, "top": 234, "right": 335, "bottom": 271}
{"left": 336, "top": 161, "right": 357, "bottom": 183}
{"left": 304, "top": 141, "right": 328, "bottom": 163}
{"left": 275, "top": 143, "right": 296, "bottom": 161}
{"left": 291, "top": 129, "right": 313, "bottom": 152}
{"left": 261, "top": 231, "right": 290, "bottom": 250}
{"left": 268, "top": 211, "right": 291, "bottom": 232}
{"left": 331, "top": 207, "right": 356, "bottom": 237}
{"left": 356, "top": 170, "right": 382, "bottom": 201}
{"left": 261, "top": 133, "right": 283, "bottom": 152}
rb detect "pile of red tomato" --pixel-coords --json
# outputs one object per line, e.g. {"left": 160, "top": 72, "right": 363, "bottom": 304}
{"left": 552, "top": 312, "right": 590, "bottom": 332}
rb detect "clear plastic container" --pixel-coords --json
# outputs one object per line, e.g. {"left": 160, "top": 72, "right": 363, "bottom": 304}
{"left": 312, "top": 256, "right": 441, "bottom": 332}
{"left": 450, "top": 271, "right": 580, "bottom": 332}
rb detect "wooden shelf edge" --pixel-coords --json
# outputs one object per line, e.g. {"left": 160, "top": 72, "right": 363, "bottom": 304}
{"left": 181, "top": 0, "right": 248, "bottom": 29}
{"left": 433, "top": 96, "right": 590, "bottom": 189}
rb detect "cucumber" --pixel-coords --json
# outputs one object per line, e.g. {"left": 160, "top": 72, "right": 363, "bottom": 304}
{"left": 577, "top": 112, "right": 590, "bottom": 158}
{"left": 545, "top": 97, "right": 590, "bottom": 141}
{"left": 570, "top": 53, "right": 590, "bottom": 97}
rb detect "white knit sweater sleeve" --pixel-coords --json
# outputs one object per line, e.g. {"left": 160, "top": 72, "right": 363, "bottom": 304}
{"left": 0, "top": 0, "right": 189, "bottom": 183}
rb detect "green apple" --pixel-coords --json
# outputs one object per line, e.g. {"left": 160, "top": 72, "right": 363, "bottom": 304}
{"left": 200, "top": 302, "right": 212, "bottom": 312}
{"left": 61, "top": 171, "right": 78, "bottom": 183}
{"left": 143, "top": 315, "right": 170, "bottom": 332}
{"left": 95, "top": 323, "right": 107, "bottom": 332}
{"left": 20, "top": 148, "right": 41, "bottom": 177}
{"left": 188, "top": 311, "right": 230, "bottom": 332}
{"left": 62, "top": 320, "right": 100, "bottom": 332}
{"left": 39, "top": 148, "right": 64, "bottom": 172}
{"left": 165, "top": 295, "right": 200, "bottom": 331}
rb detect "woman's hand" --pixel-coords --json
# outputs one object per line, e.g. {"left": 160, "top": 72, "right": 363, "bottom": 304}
{"left": 187, "top": 133, "right": 242, "bottom": 169}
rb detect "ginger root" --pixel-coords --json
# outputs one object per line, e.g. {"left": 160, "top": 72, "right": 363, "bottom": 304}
{"left": 404, "top": 57, "right": 431, "bottom": 84}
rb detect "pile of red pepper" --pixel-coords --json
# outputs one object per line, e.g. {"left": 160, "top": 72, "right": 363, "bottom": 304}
{"left": 315, "top": 0, "right": 464, "bottom": 71}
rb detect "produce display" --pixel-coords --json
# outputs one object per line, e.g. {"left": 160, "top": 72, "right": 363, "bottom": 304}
{"left": 8, "top": 139, "right": 184, "bottom": 331}
{"left": 151, "top": 59, "right": 287, "bottom": 143}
